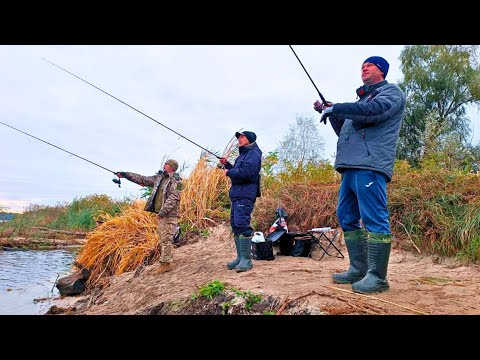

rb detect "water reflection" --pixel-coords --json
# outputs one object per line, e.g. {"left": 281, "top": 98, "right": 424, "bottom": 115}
{"left": 0, "top": 249, "right": 77, "bottom": 315}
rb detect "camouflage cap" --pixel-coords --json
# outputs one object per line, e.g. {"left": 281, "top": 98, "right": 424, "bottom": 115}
{"left": 165, "top": 159, "right": 179, "bottom": 172}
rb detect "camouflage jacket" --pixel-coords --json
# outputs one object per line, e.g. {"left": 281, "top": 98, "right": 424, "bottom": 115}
{"left": 123, "top": 171, "right": 183, "bottom": 216}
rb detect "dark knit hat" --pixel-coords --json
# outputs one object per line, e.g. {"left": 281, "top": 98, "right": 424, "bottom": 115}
{"left": 235, "top": 131, "right": 256, "bottom": 144}
{"left": 165, "top": 159, "right": 179, "bottom": 171}
{"left": 363, "top": 56, "right": 389, "bottom": 78}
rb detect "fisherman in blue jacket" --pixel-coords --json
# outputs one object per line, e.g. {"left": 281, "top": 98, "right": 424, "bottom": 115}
{"left": 220, "top": 131, "right": 262, "bottom": 272}
{"left": 314, "top": 56, "right": 406, "bottom": 293}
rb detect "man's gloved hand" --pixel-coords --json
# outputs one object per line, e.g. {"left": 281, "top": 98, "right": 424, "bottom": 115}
{"left": 320, "top": 106, "right": 334, "bottom": 124}
{"left": 116, "top": 172, "right": 127, "bottom": 178}
{"left": 158, "top": 210, "right": 167, "bottom": 218}
{"left": 219, "top": 157, "right": 228, "bottom": 165}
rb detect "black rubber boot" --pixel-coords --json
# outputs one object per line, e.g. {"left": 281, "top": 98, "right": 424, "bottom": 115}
{"left": 332, "top": 229, "right": 368, "bottom": 284}
{"left": 352, "top": 233, "right": 392, "bottom": 294}
{"left": 226, "top": 235, "right": 241, "bottom": 270}
{"left": 235, "top": 235, "right": 253, "bottom": 272}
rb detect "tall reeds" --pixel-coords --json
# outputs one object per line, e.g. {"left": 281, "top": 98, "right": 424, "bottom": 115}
{"left": 179, "top": 157, "right": 230, "bottom": 231}
{"left": 75, "top": 200, "right": 158, "bottom": 287}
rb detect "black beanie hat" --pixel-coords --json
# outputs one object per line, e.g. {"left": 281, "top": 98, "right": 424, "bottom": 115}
{"left": 235, "top": 131, "right": 257, "bottom": 144}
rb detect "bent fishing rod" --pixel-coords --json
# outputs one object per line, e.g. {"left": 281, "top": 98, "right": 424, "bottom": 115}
{"left": 42, "top": 58, "right": 223, "bottom": 160}
{"left": 0, "top": 120, "right": 123, "bottom": 187}
{"left": 288, "top": 45, "right": 329, "bottom": 106}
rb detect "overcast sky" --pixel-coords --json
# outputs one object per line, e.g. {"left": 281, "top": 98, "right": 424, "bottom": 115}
{"left": 1, "top": 45, "right": 479, "bottom": 212}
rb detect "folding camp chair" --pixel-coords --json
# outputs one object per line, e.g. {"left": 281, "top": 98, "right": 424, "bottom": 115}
{"left": 265, "top": 207, "right": 343, "bottom": 261}
{"left": 307, "top": 227, "right": 344, "bottom": 261}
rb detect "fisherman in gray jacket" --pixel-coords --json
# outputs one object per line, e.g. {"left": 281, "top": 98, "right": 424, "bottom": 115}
{"left": 314, "top": 56, "right": 406, "bottom": 294}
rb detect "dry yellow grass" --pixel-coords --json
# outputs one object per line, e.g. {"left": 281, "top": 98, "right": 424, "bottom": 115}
{"left": 75, "top": 200, "right": 159, "bottom": 287}
{"left": 180, "top": 157, "right": 230, "bottom": 229}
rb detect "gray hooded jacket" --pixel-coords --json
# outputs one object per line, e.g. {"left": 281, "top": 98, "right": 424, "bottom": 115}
{"left": 330, "top": 80, "right": 406, "bottom": 181}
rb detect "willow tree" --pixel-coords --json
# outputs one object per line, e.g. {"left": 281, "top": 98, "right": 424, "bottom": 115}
{"left": 397, "top": 45, "right": 480, "bottom": 168}
{"left": 276, "top": 115, "right": 327, "bottom": 170}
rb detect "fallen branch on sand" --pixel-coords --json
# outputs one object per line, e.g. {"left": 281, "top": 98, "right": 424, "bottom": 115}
{"left": 275, "top": 285, "right": 428, "bottom": 315}
{"left": 324, "top": 285, "right": 428, "bottom": 315}
{"left": 275, "top": 290, "right": 384, "bottom": 315}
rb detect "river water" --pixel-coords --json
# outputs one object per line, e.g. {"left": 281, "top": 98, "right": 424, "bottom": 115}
{"left": 0, "top": 249, "right": 77, "bottom": 315}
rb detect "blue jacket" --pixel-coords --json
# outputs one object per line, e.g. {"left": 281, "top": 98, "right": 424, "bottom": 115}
{"left": 330, "top": 80, "right": 406, "bottom": 181}
{"left": 225, "top": 142, "right": 262, "bottom": 201}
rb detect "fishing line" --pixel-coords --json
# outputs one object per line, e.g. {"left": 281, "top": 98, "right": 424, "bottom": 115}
{"left": 42, "top": 58, "right": 223, "bottom": 159}
{"left": 0, "top": 120, "right": 122, "bottom": 187}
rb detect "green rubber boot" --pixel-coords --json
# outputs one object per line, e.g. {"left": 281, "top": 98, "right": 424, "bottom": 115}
{"left": 352, "top": 233, "right": 392, "bottom": 294}
{"left": 235, "top": 235, "right": 253, "bottom": 272}
{"left": 332, "top": 229, "right": 368, "bottom": 284}
{"left": 226, "top": 235, "right": 241, "bottom": 270}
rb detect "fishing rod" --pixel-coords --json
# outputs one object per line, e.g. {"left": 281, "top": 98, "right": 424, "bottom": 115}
{"left": 0, "top": 120, "right": 122, "bottom": 187}
{"left": 42, "top": 58, "right": 223, "bottom": 160}
{"left": 288, "top": 45, "right": 328, "bottom": 105}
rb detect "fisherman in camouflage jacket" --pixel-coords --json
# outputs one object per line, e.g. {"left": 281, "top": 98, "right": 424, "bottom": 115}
{"left": 117, "top": 159, "right": 183, "bottom": 274}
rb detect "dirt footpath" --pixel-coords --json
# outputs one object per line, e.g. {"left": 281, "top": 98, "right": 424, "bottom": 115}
{"left": 57, "top": 225, "right": 480, "bottom": 315}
